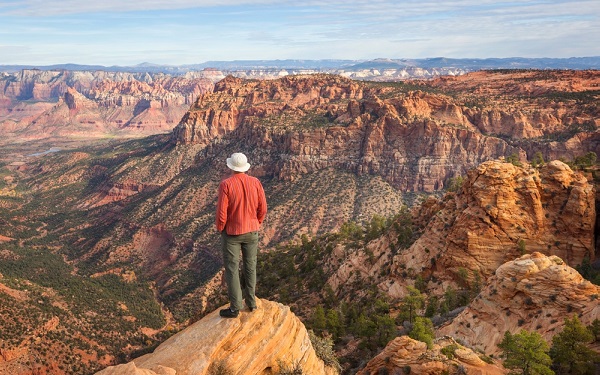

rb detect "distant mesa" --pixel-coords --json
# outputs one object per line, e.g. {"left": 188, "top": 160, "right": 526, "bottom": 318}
{"left": 0, "top": 69, "right": 214, "bottom": 139}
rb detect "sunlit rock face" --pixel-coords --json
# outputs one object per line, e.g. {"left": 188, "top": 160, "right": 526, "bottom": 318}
{"left": 357, "top": 335, "right": 507, "bottom": 375}
{"left": 95, "top": 299, "right": 338, "bottom": 375}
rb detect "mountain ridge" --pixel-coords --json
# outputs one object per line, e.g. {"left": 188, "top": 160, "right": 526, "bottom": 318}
{"left": 2, "top": 56, "right": 600, "bottom": 77}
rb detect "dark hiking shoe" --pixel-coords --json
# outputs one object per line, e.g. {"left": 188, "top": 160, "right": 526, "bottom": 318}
{"left": 248, "top": 306, "right": 257, "bottom": 312}
{"left": 219, "top": 308, "right": 239, "bottom": 318}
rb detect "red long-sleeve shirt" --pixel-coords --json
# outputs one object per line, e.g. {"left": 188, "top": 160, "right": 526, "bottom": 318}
{"left": 216, "top": 173, "right": 267, "bottom": 235}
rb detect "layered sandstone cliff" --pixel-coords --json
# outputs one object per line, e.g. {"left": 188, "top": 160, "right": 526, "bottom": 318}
{"left": 171, "top": 71, "right": 599, "bottom": 193}
{"left": 357, "top": 336, "right": 506, "bottom": 375}
{"left": 171, "top": 74, "right": 526, "bottom": 192}
{"left": 427, "top": 69, "right": 600, "bottom": 160}
{"left": 438, "top": 252, "right": 600, "bottom": 354}
{"left": 95, "top": 299, "right": 337, "bottom": 375}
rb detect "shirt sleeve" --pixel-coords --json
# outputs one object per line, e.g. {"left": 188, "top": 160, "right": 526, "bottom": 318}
{"left": 256, "top": 181, "right": 267, "bottom": 224}
{"left": 215, "top": 181, "right": 228, "bottom": 232}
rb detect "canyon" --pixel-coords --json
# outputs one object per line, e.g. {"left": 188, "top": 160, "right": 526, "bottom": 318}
{"left": 0, "top": 69, "right": 599, "bottom": 374}
{"left": 0, "top": 69, "right": 214, "bottom": 153}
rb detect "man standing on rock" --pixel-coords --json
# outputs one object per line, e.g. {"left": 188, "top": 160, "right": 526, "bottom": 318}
{"left": 216, "top": 152, "right": 267, "bottom": 318}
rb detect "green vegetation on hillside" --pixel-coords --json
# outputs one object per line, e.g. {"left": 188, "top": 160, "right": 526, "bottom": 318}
{"left": 498, "top": 329, "right": 553, "bottom": 375}
{"left": 539, "top": 90, "right": 600, "bottom": 104}
{"left": 0, "top": 242, "right": 166, "bottom": 374}
{"left": 550, "top": 315, "right": 600, "bottom": 374}
{"left": 576, "top": 256, "right": 600, "bottom": 286}
{"left": 367, "top": 81, "right": 447, "bottom": 96}
{"left": 256, "top": 208, "right": 481, "bottom": 370}
{"left": 537, "top": 123, "right": 597, "bottom": 143}
{"left": 498, "top": 316, "right": 600, "bottom": 375}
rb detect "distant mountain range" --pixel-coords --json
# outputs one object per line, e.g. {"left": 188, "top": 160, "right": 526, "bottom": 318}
{"left": 1, "top": 56, "right": 599, "bottom": 75}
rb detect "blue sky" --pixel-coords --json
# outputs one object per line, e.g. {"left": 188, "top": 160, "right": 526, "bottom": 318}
{"left": 0, "top": 0, "right": 598, "bottom": 66}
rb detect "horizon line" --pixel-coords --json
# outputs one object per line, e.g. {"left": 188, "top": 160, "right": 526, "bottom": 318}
{"left": 2, "top": 56, "right": 600, "bottom": 68}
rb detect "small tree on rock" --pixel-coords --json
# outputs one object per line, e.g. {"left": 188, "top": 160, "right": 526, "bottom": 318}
{"left": 498, "top": 330, "right": 554, "bottom": 375}
{"left": 397, "top": 286, "right": 425, "bottom": 324}
{"left": 408, "top": 317, "right": 434, "bottom": 349}
{"left": 312, "top": 306, "right": 326, "bottom": 333}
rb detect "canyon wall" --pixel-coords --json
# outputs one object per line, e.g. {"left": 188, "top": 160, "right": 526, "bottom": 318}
{"left": 171, "top": 71, "right": 599, "bottom": 192}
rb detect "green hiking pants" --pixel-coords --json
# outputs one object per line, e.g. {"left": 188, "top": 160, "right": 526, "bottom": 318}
{"left": 221, "top": 230, "right": 258, "bottom": 311}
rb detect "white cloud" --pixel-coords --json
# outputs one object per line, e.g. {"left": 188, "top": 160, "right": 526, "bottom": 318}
{"left": 1, "top": 0, "right": 288, "bottom": 16}
{"left": 0, "top": 0, "right": 598, "bottom": 64}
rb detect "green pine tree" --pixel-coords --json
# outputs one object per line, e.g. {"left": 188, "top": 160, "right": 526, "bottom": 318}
{"left": 399, "top": 286, "right": 425, "bottom": 324}
{"left": 531, "top": 151, "right": 545, "bottom": 168}
{"left": 424, "top": 296, "right": 438, "bottom": 318}
{"left": 325, "top": 308, "right": 342, "bottom": 340}
{"left": 409, "top": 317, "right": 434, "bottom": 349}
{"left": 374, "top": 314, "right": 396, "bottom": 347}
{"left": 312, "top": 306, "right": 327, "bottom": 333}
{"left": 588, "top": 319, "right": 600, "bottom": 342}
{"left": 414, "top": 275, "right": 427, "bottom": 292}
{"left": 550, "top": 315, "right": 599, "bottom": 375}
{"left": 498, "top": 330, "right": 553, "bottom": 375}
{"left": 443, "top": 285, "right": 458, "bottom": 310}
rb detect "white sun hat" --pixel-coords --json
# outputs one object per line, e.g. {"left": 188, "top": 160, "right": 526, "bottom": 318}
{"left": 226, "top": 152, "right": 251, "bottom": 172}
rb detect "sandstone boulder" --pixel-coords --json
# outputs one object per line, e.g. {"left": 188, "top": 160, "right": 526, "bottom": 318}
{"left": 357, "top": 336, "right": 506, "bottom": 375}
{"left": 438, "top": 252, "right": 600, "bottom": 354}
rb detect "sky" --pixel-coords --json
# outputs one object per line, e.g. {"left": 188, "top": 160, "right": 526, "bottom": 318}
{"left": 0, "top": 0, "right": 599, "bottom": 66}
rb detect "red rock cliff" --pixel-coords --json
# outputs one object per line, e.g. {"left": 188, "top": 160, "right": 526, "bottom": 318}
{"left": 0, "top": 70, "right": 214, "bottom": 137}
{"left": 171, "top": 74, "right": 528, "bottom": 192}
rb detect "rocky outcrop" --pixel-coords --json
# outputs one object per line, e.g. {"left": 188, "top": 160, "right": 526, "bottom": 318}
{"left": 95, "top": 299, "right": 337, "bottom": 375}
{"left": 389, "top": 160, "right": 595, "bottom": 288}
{"left": 428, "top": 69, "right": 600, "bottom": 152}
{"left": 326, "top": 159, "right": 595, "bottom": 303}
{"left": 357, "top": 336, "right": 506, "bottom": 375}
{"left": 0, "top": 70, "right": 213, "bottom": 102}
{"left": 83, "top": 180, "right": 158, "bottom": 208}
{"left": 438, "top": 252, "right": 600, "bottom": 354}
{"left": 64, "top": 87, "right": 98, "bottom": 111}
{"left": 172, "top": 74, "right": 526, "bottom": 192}
{"left": 172, "top": 74, "right": 364, "bottom": 146}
